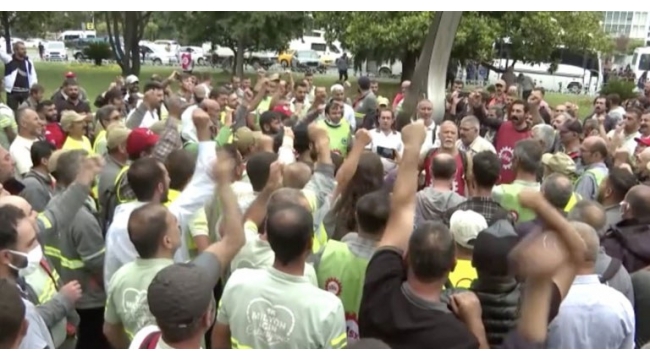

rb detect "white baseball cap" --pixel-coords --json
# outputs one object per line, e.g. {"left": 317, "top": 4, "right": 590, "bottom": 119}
{"left": 125, "top": 75, "right": 139, "bottom": 85}
{"left": 450, "top": 210, "right": 488, "bottom": 249}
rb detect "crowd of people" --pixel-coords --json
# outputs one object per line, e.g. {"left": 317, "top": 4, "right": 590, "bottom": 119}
{"left": 2, "top": 39, "right": 650, "bottom": 350}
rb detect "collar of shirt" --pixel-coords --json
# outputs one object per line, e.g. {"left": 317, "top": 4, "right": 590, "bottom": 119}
{"left": 572, "top": 274, "right": 600, "bottom": 285}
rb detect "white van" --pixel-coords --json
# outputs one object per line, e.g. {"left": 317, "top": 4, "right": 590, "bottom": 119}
{"left": 59, "top": 30, "right": 96, "bottom": 41}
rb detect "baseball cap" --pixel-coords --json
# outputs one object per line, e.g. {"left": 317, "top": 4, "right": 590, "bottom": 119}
{"left": 377, "top": 96, "right": 390, "bottom": 107}
{"left": 541, "top": 153, "right": 577, "bottom": 176}
{"left": 496, "top": 79, "right": 506, "bottom": 87}
{"left": 272, "top": 104, "right": 292, "bottom": 118}
{"left": 65, "top": 71, "right": 75, "bottom": 78}
{"left": 126, "top": 128, "right": 159, "bottom": 157}
{"left": 59, "top": 110, "right": 86, "bottom": 131}
{"left": 148, "top": 263, "right": 214, "bottom": 330}
{"left": 233, "top": 127, "right": 262, "bottom": 154}
{"left": 450, "top": 210, "right": 488, "bottom": 249}
{"left": 125, "top": 74, "right": 139, "bottom": 85}
{"left": 472, "top": 219, "right": 519, "bottom": 276}
{"left": 560, "top": 119, "right": 583, "bottom": 134}
{"left": 106, "top": 125, "right": 131, "bottom": 150}
{"left": 635, "top": 137, "right": 650, "bottom": 147}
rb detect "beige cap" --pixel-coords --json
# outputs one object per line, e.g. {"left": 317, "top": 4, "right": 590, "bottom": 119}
{"left": 60, "top": 110, "right": 86, "bottom": 132}
{"left": 106, "top": 125, "right": 131, "bottom": 150}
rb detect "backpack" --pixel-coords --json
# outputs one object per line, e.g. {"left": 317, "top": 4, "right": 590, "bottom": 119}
{"left": 138, "top": 331, "right": 162, "bottom": 349}
{"left": 100, "top": 168, "right": 128, "bottom": 236}
{"left": 599, "top": 258, "right": 622, "bottom": 284}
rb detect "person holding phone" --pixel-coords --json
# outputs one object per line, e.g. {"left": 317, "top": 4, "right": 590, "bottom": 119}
{"left": 368, "top": 109, "right": 403, "bottom": 173}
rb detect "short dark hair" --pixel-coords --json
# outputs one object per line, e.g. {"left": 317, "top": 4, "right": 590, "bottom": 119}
{"left": 29, "top": 140, "right": 55, "bottom": 169}
{"left": 509, "top": 99, "right": 529, "bottom": 113}
{"left": 431, "top": 154, "right": 456, "bottom": 180}
{"left": 128, "top": 203, "right": 168, "bottom": 258}
{"left": 96, "top": 105, "right": 117, "bottom": 125}
{"left": 293, "top": 81, "right": 307, "bottom": 90}
{"left": 64, "top": 78, "right": 78, "bottom": 87}
{"left": 407, "top": 221, "right": 455, "bottom": 282}
{"left": 608, "top": 167, "right": 638, "bottom": 201}
{"left": 472, "top": 151, "right": 501, "bottom": 188}
{"left": 29, "top": 83, "right": 44, "bottom": 95}
{"left": 356, "top": 190, "right": 390, "bottom": 235}
{"left": 541, "top": 173, "right": 573, "bottom": 209}
{"left": 513, "top": 139, "right": 542, "bottom": 174}
{"left": 0, "top": 205, "right": 27, "bottom": 252}
{"left": 590, "top": 139, "right": 608, "bottom": 159}
{"left": 208, "top": 87, "right": 229, "bottom": 100}
{"left": 104, "top": 88, "right": 123, "bottom": 105}
{"left": 143, "top": 81, "right": 163, "bottom": 93}
{"left": 35, "top": 100, "right": 54, "bottom": 114}
{"left": 165, "top": 149, "right": 196, "bottom": 191}
{"left": 607, "top": 93, "right": 621, "bottom": 106}
{"left": 266, "top": 203, "right": 313, "bottom": 265}
{"left": 246, "top": 152, "right": 278, "bottom": 192}
{"left": 0, "top": 278, "right": 25, "bottom": 349}
{"left": 259, "top": 111, "right": 280, "bottom": 134}
{"left": 128, "top": 158, "right": 166, "bottom": 202}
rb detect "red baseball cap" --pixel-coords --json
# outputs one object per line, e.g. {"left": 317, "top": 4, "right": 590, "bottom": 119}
{"left": 65, "top": 71, "right": 76, "bottom": 78}
{"left": 126, "top": 128, "right": 159, "bottom": 157}
{"left": 272, "top": 104, "right": 292, "bottom": 118}
{"left": 635, "top": 137, "right": 650, "bottom": 147}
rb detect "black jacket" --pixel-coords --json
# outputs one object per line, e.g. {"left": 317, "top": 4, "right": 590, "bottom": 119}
{"left": 471, "top": 276, "right": 521, "bottom": 348}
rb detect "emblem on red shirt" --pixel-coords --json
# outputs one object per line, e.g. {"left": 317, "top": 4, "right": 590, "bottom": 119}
{"left": 345, "top": 312, "right": 359, "bottom": 341}
{"left": 499, "top": 146, "right": 514, "bottom": 169}
{"left": 325, "top": 277, "right": 342, "bottom": 296}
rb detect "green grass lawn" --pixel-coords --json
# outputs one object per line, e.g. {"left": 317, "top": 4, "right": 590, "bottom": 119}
{"left": 32, "top": 62, "right": 594, "bottom": 119}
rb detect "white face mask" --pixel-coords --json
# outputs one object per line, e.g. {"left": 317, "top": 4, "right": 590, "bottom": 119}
{"left": 9, "top": 244, "right": 43, "bottom": 277}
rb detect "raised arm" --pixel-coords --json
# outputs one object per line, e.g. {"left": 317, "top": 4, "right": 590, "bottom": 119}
{"left": 331, "top": 129, "right": 372, "bottom": 201}
{"left": 377, "top": 122, "right": 426, "bottom": 250}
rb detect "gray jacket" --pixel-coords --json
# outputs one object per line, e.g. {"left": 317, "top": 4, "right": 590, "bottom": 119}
{"left": 20, "top": 169, "right": 53, "bottom": 212}
{"left": 45, "top": 190, "right": 106, "bottom": 310}
{"left": 415, "top": 187, "right": 466, "bottom": 225}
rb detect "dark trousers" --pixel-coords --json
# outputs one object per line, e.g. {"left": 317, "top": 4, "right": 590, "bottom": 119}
{"left": 76, "top": 307, "right": 111, "bottom": 349}
{"left": 6, "top": 91, "right": 29, "bottom": 111}
{"left": 338, "top": 69, "right": 348, "bottom": 82}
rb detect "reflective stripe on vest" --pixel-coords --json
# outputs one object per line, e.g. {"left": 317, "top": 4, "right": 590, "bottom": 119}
{"left": 564, "top": 192, "right": 582, "bottom": 212}
{"left": 93, "top": 130, "right": 107, "bottom": 154}
{"left": 499, "top": 184, "right": 537, "bottom": 223}
{"left": 316, "top": 240, "right": 367, "bottom": 344}
{"left": 114, "top": 166, "right": 131, "bottom": 204}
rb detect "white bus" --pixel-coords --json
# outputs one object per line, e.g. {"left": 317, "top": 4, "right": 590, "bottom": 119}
{"left": 58, "top": 30, "right": 96, "bottom": 41}
{"left": 630, "top": 47, "right": 650, "bottom": 82}
{"left": 488, "top": 42, "right": 602, "bottom": 94}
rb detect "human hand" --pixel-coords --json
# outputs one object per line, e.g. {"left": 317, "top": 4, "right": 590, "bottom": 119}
{"left": 354, "top": 128, "right": 372, "bottom": 147}
{"left": 264, "top": 161, "right": 283, "bottom": 191}
{"left": 75, "top": 155, "right": 104, "bottom": 186}
{"left": 449, "top": 292, "right": 482, "bottom": 324}
{"left": 401, "top": 121, "right": 426, "bottom": 147}
{"left": 213, "top": 149, "right": 235, "bottom": 184}
{"left": 60, "top": 280, "right": 82, "bottom": 303}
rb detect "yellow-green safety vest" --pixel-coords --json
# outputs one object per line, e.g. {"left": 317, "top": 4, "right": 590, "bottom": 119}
{"left": 320, "top": 119, "right": 351, "bottom": 157}
{"left": 499, "top": 183, "right": 537, "bottom": 224}
{"left": 316, "top": 240, "right": 369, "bottom": 342}
{"left": 25, "top": 264, "right": 68, "bottom": 348}
{"left": 165, "top": 189, "right": 209, "bottom": 258}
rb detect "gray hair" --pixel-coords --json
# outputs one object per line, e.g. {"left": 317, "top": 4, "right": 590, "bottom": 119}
{"left": 54, "top": 150, "right": 88, "bottom": 187}
{"left": 541, "top": 173, "right": 573, "bottom": 210}
{"left": 532, "top": 124, "right": 556, "bottom": 152}
{"left": 460, "top": 115, "right": 480, "bottom": 131}
{"left": 513, "top": 139, "right": 543, "bottom": 174}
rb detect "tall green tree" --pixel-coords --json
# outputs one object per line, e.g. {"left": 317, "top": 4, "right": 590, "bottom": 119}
{"left": 314, "top": 11, "right": 608, "bottom": 81}
{"left": 0, "top": 11, "right": 52, "bottom": 52}
{"left": 175, "top": 11, "right": 308, "bottom": 76}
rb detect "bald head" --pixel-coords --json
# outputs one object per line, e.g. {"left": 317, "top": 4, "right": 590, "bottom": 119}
{"left": 582, "top": 136, "right": 608, "bottom": 161}
{"left": 283, "top": 162, "right": 312, "bottom": 190}
{"left": 0, "top": 196, "right": 31, "bottom": 216}
{"left": 431, "top": 152, "right": 456, "bottom": 181}
{"left": 541, "top": 173, "right": 573, "bottom": 210}
{"left": 194, "top": 85, "right": 207, "bottom": 100}
{"left": 571, "top": 221, "right": 599, "bottom": 263}
{"left": 625, "top": 185, "right": 650, "bottom": 219}
{"left": 568, "top": 200, "right": 606, "bottom": 232}
{"left": 199, "top": 99, "right": 220, "bottom": 113}
{"left": 127, "top": 203, "right": 170, "bottom": 259}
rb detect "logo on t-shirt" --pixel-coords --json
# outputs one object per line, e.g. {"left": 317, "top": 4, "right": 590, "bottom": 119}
{"left": 499, "top": 146, "right": 514, "bottom": 169}
{"left": 325, "top": 278, "right": 342, "bottom": 296}
{"left": 345, "top": 312, "right": 359, "bottom": 341}
{"left": 245, "top": 298, "right": 296, "bottom": 346}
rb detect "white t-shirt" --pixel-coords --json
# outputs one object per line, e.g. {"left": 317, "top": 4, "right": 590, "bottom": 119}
{"left": 419, "top": 120, "right": 440, "bottom": 157}
{"left": 180, "top": 105, "right": 199, "bottom": 142}
{"left": 367, "top": 129, "right": 403, "bottom": 173}
{"left": 9, "top": 135, "right": 36, "bottom": 176}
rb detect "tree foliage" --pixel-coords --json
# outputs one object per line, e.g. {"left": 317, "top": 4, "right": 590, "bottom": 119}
{"left": 0, "top": 11, "right": 52, "bottom": 51}
{"left": 174, "top": 11, "right": 309, "bottom": 76}
{"left": 314, "top": 11, "right": 609, "bottom": 78}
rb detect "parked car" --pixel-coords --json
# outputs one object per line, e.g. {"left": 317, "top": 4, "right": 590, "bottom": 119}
{"left": 246, "top": 51, "right": 277, "bottom": 69}
{"left": 140, "top": 43, "right": 177, "bottom": 66}
{"left": 153, "top": 39, "right": 180, "bottom": 54}
{"left": 43, "top": 41, "right": 68, "bottom": 61}
{"left": 292, "top": 50, "right": 323, "bottom": 72}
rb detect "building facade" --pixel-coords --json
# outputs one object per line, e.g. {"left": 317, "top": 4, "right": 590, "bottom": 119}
{"left": 602, "top": 11, "right": 650, "bottom": 44}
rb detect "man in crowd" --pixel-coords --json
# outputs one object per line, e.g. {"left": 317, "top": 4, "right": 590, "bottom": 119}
{"left": 0, "top": 41, "right": 38, "bottom": 111}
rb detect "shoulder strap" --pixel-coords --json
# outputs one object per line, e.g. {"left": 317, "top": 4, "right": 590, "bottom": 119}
{"left": 139, "top": 331, "right": 161, "bottom": 349}
{"left": 600, "top": 258, "right": 622, "bottom": 284}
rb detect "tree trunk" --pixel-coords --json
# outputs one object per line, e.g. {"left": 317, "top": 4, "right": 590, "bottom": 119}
{"left": 400, "top": 50, "right": 418, "bottom": 83}
{"left": 122, "top": 12, "right": 136, "bottom": 76}
{"left": 1, "top": 12, "right": 11, "bottom": 54}
{"left": 235, "top": 42, "right": 246, "bottom": 78}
